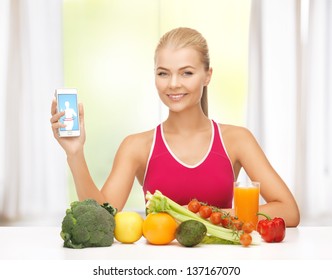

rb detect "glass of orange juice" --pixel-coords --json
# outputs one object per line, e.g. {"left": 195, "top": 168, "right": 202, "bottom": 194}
{"left": 233, "top": 181, "right": 260, "bottom": 228}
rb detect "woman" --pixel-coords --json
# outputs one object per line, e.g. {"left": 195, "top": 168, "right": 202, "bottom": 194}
{"left": 50, "top": 27, "right": 300, "bottom": 227}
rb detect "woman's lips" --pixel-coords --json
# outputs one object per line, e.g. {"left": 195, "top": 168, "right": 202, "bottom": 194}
{"left": 167, "top": 93, "right": 187, "bottom": 101}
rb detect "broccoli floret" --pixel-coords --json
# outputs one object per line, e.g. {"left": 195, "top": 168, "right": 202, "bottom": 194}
{"left": 60, "top": 199, "right": 117, "bottom": 249}
{"left": 101, "top": 202, "right": 118, "bottom": 216}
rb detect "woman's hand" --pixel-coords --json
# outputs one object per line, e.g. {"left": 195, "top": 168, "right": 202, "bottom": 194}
{"left": 50, "top": 98, "right": 86, "bottom": 156}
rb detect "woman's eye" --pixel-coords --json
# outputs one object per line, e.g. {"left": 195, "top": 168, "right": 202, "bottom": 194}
{"left": 183, "top": 71, "right": 193, "bottom": 76}
{"left": 157, "top": 71, "right": 168, "bottom": 77}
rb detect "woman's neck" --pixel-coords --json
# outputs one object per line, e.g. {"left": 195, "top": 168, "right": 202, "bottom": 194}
{"left": 163, "top": 107, "right": 210, "bottom": 134}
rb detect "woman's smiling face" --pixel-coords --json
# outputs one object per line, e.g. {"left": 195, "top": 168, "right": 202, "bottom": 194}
{"left": 154, "top": 47, "right": 212, "bottom": 114}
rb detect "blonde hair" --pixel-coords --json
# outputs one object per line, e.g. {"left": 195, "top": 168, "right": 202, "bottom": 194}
{"left": 154, "top": 27, "right": 210, "bottom": 116}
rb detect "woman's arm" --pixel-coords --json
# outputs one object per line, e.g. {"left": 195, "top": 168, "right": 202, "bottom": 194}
{"left": 51, "top": 99, "right": 107, "bottom": 203}
{"left": 51, "top": 99, "right": 150, "bottom": 210}
{"left": 223, "top": 125, "right": 300, "bottom": 227}
{"left": 99, "top": 133, "right": 151, "bottom": 211}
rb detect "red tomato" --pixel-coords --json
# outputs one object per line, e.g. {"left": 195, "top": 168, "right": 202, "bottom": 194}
{"left": 242, "top": 222, "right": 255, "bottom": 234}
{"left": 221, "top": 216, "right": 232, "bottom": 228}
{"left": 209, "top": 212, "right": 222, "bottom": 225}
{"left": 240, "top": 233, "right": 252, "bottom": 247}
{"left": 187, "top": 199, "right": 201, "bottom": 213}
{"left": 232, "top": 219, "right": 243, "bottom": 230}
{"left": 199, "top": 205, "right": 212, "bottom": 219}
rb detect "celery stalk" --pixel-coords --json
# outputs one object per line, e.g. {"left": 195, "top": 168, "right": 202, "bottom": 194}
{"left": 145, "top": 190, "right": 261, "bottom": 245}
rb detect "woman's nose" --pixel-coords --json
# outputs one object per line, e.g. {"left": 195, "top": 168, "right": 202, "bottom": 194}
{"left": 169, "top": 74, "right": 181, "bottom": 89}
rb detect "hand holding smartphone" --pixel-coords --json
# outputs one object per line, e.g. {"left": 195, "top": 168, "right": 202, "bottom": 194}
{"left": 55, "top": 88, "right": 80, "bottom": 137}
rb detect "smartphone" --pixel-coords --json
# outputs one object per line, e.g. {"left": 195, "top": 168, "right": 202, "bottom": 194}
{"left": 55, "top": 88, "right": 80, "bottom": 137}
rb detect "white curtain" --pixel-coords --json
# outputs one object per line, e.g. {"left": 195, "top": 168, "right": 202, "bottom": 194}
{"left": 248, "top": 0, "right": 332, "bottom": 225}
{"left": 0, "top": 0, "right": 67, "bottom": 224}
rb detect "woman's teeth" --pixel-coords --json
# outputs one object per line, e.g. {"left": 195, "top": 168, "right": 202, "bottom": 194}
{"left": 167, "top": 94, "right": 186, "bottom": 101}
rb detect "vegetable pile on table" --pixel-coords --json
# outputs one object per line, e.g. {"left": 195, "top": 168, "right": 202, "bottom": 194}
{"left": 145, "top": 190, "right": 261, "bottom": 247}
{"left": 60, "top": 199, "right": 117, "bottom": 249}
{"left": 60, "top": 191, "right": 287, "bottom": 249}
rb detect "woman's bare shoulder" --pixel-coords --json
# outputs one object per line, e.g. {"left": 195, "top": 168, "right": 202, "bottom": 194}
{"left": 124, "top": 128, "right": 155, "bottom": 143}
{"left": 218, "top": 123, "right": 254, "bottom": 140}
{"left": 218, "top": 123, "right": 259, "bottom": 154}
{"left": 118, "top": 128, "right": 155, "bottom": 156}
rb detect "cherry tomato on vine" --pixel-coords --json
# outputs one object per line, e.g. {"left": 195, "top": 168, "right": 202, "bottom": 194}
{"left": 221, "top": 216, "right": 232, "bottom": 228}
{"left": 232, "top": 219, "right": 243, "bottom": 230}
{"left": 240, "top": 233, "right": 252, "bottom": 247}
{"left": 199, "top": 205, "right": 212, "bottom": 219}
{"left": 187, "top": 199, "right": 202, "bottom": 213}
{"left": 242, "top": 222, "right": 255, "bottom": 234}
{"left": 209, "top": 212, "right": 222, "bottom": 225}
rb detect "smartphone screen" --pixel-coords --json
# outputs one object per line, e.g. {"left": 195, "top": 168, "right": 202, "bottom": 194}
{"left": 56, "top": 88, "right": 80, "bottom": 137}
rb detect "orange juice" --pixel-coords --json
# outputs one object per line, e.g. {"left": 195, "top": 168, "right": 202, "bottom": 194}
{"left": 234, "top": 182, "right": 260, "bottom": 228}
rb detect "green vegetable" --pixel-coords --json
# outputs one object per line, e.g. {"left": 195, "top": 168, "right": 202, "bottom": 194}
{"left": 176, "top": 220, "right": 207, "bottom": 247}
{"left": 101, "top": 202, "right": 118, "bottom": 216}
{"left": 146, "top": 190, "right": 260, "bottom": 245}
{"left": 60, "top": 199, "right": 117, "bottom": 249}
{"left": 201, "top": 235, "right": 238, "bottom": 245}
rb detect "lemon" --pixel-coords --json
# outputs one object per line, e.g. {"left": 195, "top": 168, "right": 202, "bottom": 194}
{"left": 114, "top": 211, "right": 144, "bottom": 243}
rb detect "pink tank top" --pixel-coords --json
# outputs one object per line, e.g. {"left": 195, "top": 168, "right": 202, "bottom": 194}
{"left": 143, "top": 120, "right": 235, "bottom": 208}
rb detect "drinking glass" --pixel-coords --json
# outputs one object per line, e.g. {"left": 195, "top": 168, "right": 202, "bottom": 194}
{"left": 233, "top": 181, "right": 260, "bottom": 228}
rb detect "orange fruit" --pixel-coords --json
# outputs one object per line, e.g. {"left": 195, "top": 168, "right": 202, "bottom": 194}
{"left": 142, "top": 212, "right": 178, "bottom": 245}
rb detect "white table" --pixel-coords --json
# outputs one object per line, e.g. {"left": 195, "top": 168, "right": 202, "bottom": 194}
{"left": 0, "top": 226, "right": 331, "bottom": 260}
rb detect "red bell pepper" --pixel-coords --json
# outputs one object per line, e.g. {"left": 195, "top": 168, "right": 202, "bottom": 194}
{"left": 257, "top": 212, "right": 286, "bottom": 243}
